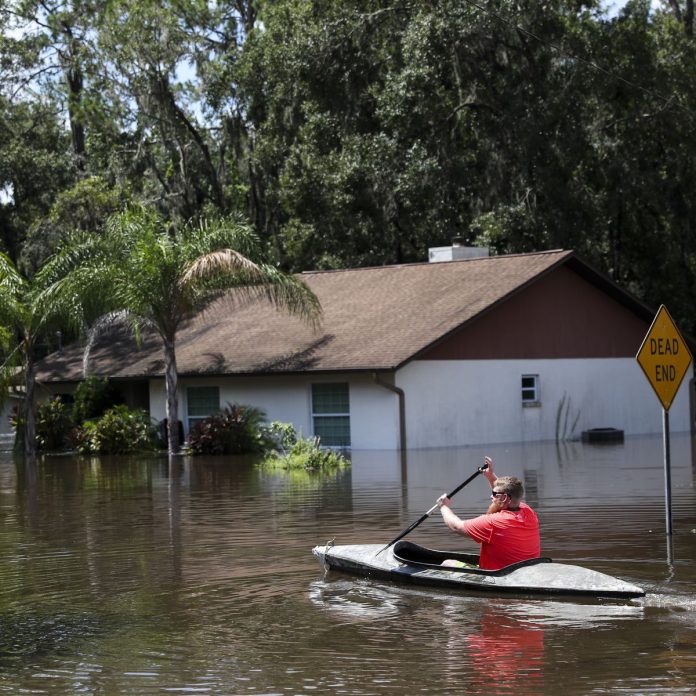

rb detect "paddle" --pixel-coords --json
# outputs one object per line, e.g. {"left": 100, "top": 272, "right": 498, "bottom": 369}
{"left": 375, "top": 463, "right": 488, "bottom": 555}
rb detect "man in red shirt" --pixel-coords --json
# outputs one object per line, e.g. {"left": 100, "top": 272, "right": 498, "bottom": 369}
{"left": 436, "top": 456, "right": 540, "bottom": 570}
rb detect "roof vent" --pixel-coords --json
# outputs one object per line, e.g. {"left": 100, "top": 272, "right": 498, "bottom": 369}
{"left": 428, "top": 242, "right": 489, "bottom": 263}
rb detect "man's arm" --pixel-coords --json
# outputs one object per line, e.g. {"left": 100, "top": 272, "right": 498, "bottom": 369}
{"left": 437, "top": 498, "right": 468, "bottom": 533}
{"left": 436, "top": 496, "right": 496, "bottom": 544}
{"left": 482, "top": 456, "right": 498, "bottom": 488}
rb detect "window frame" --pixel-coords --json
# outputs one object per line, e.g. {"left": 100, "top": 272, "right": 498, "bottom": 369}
{"left": 186, "top": 386, "right": 220, "bottom": 431}
{"left": 521, "top": 374, "right": 540, "bottom": 407}
{"left": 311, "top": 382, "right": 351, "bottom": 448}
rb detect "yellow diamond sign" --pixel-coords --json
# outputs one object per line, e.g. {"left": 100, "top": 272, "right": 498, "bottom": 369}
{"left": 636, "top": 305, "right": 693, "bottom": 411}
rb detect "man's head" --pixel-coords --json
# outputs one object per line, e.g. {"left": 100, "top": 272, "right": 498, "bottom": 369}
{"left": 491, "top": 476, "right": 524, "bottom": 507}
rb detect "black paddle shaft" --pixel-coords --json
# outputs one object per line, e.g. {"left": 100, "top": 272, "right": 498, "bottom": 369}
{"left": 376, "top": 464, "right": 488, "bottom": 555}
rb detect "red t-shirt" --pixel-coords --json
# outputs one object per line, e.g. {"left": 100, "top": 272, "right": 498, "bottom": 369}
{"left": 460, "top": 502, "right": 540, "bottom": 570}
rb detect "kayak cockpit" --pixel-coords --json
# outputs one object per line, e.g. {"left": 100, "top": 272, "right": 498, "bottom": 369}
{"left": 392, "top": 540, "right": 553, "bottom": 576}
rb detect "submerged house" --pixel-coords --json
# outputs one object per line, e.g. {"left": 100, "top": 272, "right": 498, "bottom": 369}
{"left": 36, "top": 249, "right": 695, "bottom": 450}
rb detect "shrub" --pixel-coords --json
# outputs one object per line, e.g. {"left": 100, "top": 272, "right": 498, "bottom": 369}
{"left": 186, "top": 403, "right": 274, "bottom": 455}
{"left": 266, "top": 420, "right": 298, "bottom": 453}
{"left": 72, "top": 376, "right": 123, "bottom": 424}
{"left": 71, "top": 405, "right": 157, "bottom": 454}
{"left": 262, "top": 424, "right": 349, "bottom": 471}
{"left": 36, "top": 397, "right": 74, "bottom": 452}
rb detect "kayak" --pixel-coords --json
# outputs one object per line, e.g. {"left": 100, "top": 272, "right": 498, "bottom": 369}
{"left": 312, "top": 540, "right": 645, "bottom": 599}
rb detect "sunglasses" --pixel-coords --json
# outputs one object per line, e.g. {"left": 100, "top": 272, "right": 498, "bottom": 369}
{"left": 491, "top": 491, "right": 508, "bottom": 498}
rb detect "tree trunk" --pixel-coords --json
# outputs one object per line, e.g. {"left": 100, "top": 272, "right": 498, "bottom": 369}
{"left": 23, "top": 348, "right": 37, "bottom": 460}
{"left": 163, "top": 336, "right": 181, "bottom": 454}
{"left": 686, "top": 0, "right": 694, "bottom": 36}
{"left": 67, "top": 65, "right": 86, "bottom": 172}
{"left": 58, "top": 13, "right": 87, "bottom": 173}
{"left": 668, "top": 0, "right": 694, "bottom": 35}
{"left": 153, "top": 74, "right": 225, "bottom": 209}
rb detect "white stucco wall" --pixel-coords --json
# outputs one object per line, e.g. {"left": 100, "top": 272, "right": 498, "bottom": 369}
{"left": 148, "top": 373, "right": 401, "bottom": 449}
{"left": 397, "top": 359, "right": 693, "bottom": 449}
{"left": 149, "top": 376, "right": 314, "bottom": 435}
{"left": 147, "top": 358, "right": 693, "bottom": 450}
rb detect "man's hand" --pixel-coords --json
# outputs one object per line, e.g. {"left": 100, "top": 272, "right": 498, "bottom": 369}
{"left": 482, "top": 456, "right": 497, "bottom": 487}
{"left": 436, "top": 494, "right": 452, "bottom": 508}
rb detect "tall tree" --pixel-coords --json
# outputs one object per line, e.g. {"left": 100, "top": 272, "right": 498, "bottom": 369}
{"left": 93, "top": 0, "right": 258, "bottom": 221}
{"left": 0, "top": 250, "right": 87, "bottom": 458}
{"left": 51, "top": 207, "right": 321, "bottom": 454}
{"left": 0, "top": 96, "right": 74, "bottom": 264}
{"left": 238, "top": 0, "right": 607, "bottom": 268}
{"left": 4, "top": 0, "right": 696, "bottom": 338}
{"left": 5, "top": 0, "right": 110, "bottom": 172}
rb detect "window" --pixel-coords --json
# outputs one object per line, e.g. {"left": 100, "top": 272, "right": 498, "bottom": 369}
{"left": 312, "top": 383, "right": 351, "bottom": 447}
{"left": 521, "top": 375, "right": 540, "bottom": 405}
{"left": 187, "top": 386, "right": 220, "bottom": 430}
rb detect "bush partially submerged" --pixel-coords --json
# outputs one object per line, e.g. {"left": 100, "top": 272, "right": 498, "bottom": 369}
{"left": 35, "top": 397, "right": 73, "bottom": 452}
{"left": 69, "top": 405, "right": 157, "bottom": 454}
{"left": 181, "top": 410, "right": 350, "bottom": 471}
{"left": 186, "top": 403, "right": 274, "bottom": 455}
{"left": 262, "top": 423, "right": 349, "bottom": 471}
{"left": 71, "top": 376, "right": 123, "bottom": 423}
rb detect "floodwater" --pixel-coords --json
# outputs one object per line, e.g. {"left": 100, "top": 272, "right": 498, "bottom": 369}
{"left": 1, "top": 434, "right": 695, "bottom": 695}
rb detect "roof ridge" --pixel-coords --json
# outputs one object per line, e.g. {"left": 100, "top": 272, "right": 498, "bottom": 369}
{"left": 300, "top": 249, "right": 570, "bottom": 276}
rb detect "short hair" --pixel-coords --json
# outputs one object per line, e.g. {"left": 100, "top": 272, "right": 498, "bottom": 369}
{"left": 495, "top": 476, "right": 524, "bottom": 501}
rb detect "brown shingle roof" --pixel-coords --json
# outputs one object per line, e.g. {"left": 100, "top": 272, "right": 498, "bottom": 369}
{"left": 37, "top": 250, "right": 575, "bottom": 382}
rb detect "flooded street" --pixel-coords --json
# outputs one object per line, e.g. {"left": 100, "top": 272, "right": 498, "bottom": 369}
{"left": 1, "top": 434, "right": 695, "bottom": 694}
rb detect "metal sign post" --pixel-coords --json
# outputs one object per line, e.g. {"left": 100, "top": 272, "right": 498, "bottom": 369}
{"left": 636, "top": 305, "right": 693, "bottom": 540}
{"left": 662, "top": 409, "right": 672, "bottom": 535}
{"left": 662, "top": 409, "right": 674, "bottom": 566}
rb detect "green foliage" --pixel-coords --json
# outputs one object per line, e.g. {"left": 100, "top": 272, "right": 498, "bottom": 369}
{"left": 261, "top": 423, "right": 350, "bottom": 471}
{"left": 0, "top": 247, "right": 98, "bottom": 457}
{"left": 71, "top": 377, "right": 123, "bottom": 424}
{"left": 236, "top": 0, "right": 696, "bottom": 336}
{"left": 49, "top": 207, "right": 320, "bottom": 454}
{"left": 35, "top": 397, "right": 73, "bottom": 452}
{"left": 265, "top": 420, "right": 299, "bottom": 452}
{"left": 20, "top": 177, "right": 131, "bottom": 274}
{"left": 0, "top": 97, "right": 74, "bottom": 265}
{"left": 186, "top": 403, "right": 275, "bottom": 455}
{"left": 4, "top": 0, "right": 696, "bottom": 342}
{"left": 71, "top": 405, "right": 157, "bottom": 455}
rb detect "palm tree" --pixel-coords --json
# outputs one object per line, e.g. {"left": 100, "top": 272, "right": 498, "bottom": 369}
{"left": 0, "top": 253, "right": 87, "bottom": 459}
{"left": 53, "top": 207, "right": 321, "bottom": 454}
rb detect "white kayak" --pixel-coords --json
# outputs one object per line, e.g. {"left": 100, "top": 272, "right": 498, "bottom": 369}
{"left": 312, "top": 540, "right": 645, "bottom": 599}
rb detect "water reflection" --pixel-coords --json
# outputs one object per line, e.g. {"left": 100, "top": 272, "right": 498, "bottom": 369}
{"left": 456, "top": 605, "right": 545, "bottom": 694}
{"left": 0, "top": 435, "right": 695, "bottom": 695}
{"left": 308, "top": 576, "right": 650, "bottom": 695}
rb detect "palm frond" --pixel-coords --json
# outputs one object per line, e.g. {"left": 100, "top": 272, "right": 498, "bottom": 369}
{"left": 33, "top": 232, "right": 104, "bottom": 287}
{"left": 181, "top": 247, "right": 321, "bottom": 328}
{"left": 0, "top": 253, "right": 30, "bottom": 331}
{"left": 180, "top": 249, "right": 264, "bottom": 287}
{"left": 0, "top": 252, "right": 28, "bottom": 300}
{"left": 184, "top": 215, "right": 262, "bottom": 261}
{"left": 0, "top": 343, "right": 23, "bottom": 376}
{"left": 0, "top": 344, "right": 24, "bottom": 411}
{"left": 83, "top": 310, "right": 154, "bottom": 376}
{"left": 213, "top": 265, "right": 322, "bottom": 329}
{"left": 253, "top": 266, "right": 322, "bottom": 329}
